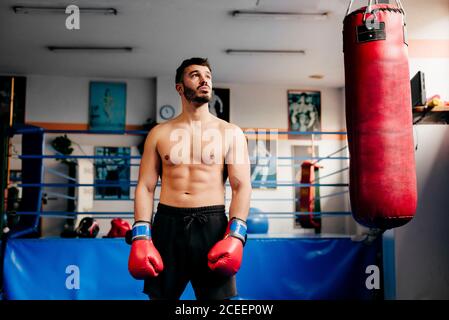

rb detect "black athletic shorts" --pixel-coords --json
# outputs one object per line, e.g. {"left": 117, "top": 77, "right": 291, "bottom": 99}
{"left": 143, "top": 203, "right": 237, "bottom": 300}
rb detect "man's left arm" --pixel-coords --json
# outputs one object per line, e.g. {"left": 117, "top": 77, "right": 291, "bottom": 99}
{"left": 227, "top": 126, "right": 252, "bottom": 222}
{"left": 207, "top": 126, "right": 252, "bottom": 276}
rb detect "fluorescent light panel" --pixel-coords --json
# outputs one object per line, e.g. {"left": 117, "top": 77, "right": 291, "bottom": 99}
{"left": 13, "top": 6, "right": 117, "bottom": 15}
{"left": 226, "top": 49, "right": 305, "bottom": 56}
{"left": 47, "top": 46, "right": 133, "bottom": 53}
{"left": 231, "top": 10, "right": 329, "bottom": 20}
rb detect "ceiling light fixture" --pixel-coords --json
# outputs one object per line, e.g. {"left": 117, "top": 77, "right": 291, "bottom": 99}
{"left": 13, "top": 6, "right": 117, "bottom": 15}
{"left": 225, "top": 49, "right": 305, "bottom": 56}
{"left": 47, "top": 46, "right": 133, "bottom": 53}
{"left": 231, "top": 10, "right": 329, "bottom": 20}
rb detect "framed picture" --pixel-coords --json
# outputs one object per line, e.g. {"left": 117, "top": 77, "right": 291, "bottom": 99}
{"left": 208, "top": 88, "right": 230, "bottom": 121}
{"left": 89, "top": 81, "right": 127, "bottom": 130}
{"left": 287, "top": 90, "right": 321, "bottom": 139}
{"left": 94, "top": 147, "right": 130, "bottom": 200}
{"left": 248, "top": 135, "right": 277, "bottom": 189}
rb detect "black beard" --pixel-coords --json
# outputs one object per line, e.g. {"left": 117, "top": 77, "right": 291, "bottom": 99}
{"left": 183, "top": 84, "right": 211, "bottom": 104}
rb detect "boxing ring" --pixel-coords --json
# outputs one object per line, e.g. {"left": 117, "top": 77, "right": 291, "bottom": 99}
{"left": 0, "top": 125, "right": 394, "bottom": 300}
{"left": 3, "top": 236, "right": 382, "bottom": 300}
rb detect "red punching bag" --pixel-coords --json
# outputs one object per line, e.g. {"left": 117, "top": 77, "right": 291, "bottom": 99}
{"left": 343, "top": 0, "right": 417, "bottom": 229}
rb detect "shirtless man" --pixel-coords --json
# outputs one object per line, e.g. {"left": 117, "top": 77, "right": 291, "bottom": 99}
{"left": 128, "top": 57, "right": 252, "bottom": 300}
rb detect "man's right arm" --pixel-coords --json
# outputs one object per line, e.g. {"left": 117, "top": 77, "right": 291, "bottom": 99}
{"left": 128, "top": 125, "right": 164, "bottom": 280}
{"left": 134, "top": 125, "right": 161, "bottom": 223}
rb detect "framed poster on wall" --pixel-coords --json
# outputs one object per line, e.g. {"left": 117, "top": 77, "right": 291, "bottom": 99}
{"left": 94, "top": 147, "right": 130, "bottom": 200}
{"left": 287, "top": 90, "right": 321, "bottom": 139}
{"left": 89, "top": 81, "right": 127, "bottom": 131}
{"left": 248, "top": 135, "right": 277, "bottom": 189}
{"left": 208, "top": 88, "right": 230, "bottom": 121}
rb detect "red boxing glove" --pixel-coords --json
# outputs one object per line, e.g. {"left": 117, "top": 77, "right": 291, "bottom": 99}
{"left": 128, "top": 221, "right": 164, "bottom": 279}
{"left": 208, "top": 218, "right": 247, "bottom": 276}
{"left": 106, "top": 218, "right": 131, "bottom": 238}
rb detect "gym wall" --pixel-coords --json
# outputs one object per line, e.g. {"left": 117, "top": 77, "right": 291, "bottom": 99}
{"left": 393, "top": 0, "right": 449, "bottom": 299}
{"left": 14, "top": 74, "right": 354, "bottom": 237}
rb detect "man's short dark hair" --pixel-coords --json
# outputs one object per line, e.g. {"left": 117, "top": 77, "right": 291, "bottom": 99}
{"left": 175, "top": 57, "right": 211, "bottom": 84}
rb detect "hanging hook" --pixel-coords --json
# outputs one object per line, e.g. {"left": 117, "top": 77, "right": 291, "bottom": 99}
{"left": 396, "top": 0, "right": 407, "bottom": 26}
{"left": 345, "top": 0, "right": 354, "bottom": 16}
{"left": 362, "top": 0, "right": 374, "bottom": 24}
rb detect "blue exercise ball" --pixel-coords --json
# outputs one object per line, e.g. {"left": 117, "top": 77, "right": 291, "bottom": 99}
{"left": 247, "top": 207, "right": 269, "bottom": 234}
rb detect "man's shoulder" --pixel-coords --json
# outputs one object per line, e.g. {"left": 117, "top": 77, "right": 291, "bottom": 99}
{"left": 146, "top": 122, "right": 169, "bottom": 141}
{"left": 216, "top": 119, "right": 241, "bottom": 131}
{"left": 148, "top": 119, "right": 187, "bottom": 141}
{"left": 147, "top": 123, "right": 161, "bottom": 135}
{"left": 222, "top": 123, "right": 246, "bottom": 142}
{"left": 149, "top": 121, "right": 172, "bottom": 133}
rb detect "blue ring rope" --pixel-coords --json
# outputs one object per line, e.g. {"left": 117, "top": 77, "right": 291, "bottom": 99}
{"left": 13, "top": 127, "right": 347, "bottom": 136}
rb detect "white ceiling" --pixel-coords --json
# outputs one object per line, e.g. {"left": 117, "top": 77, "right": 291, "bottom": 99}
{"left": 0, "top": 0, "right": 446, "bottom": 87}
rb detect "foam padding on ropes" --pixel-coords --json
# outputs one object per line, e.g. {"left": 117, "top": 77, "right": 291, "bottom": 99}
{"left": 3, "top": 236, "right": 381, "bottom": 300}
